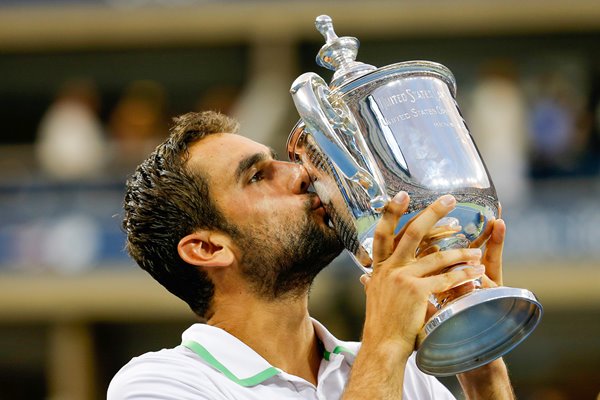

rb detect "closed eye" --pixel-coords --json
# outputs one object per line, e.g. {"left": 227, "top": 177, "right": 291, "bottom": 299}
{"left": 249, "top": 170, "right": 264, "bottom": 183}
{"left": 236, "top": 150, "right": 276, "bottom": 184}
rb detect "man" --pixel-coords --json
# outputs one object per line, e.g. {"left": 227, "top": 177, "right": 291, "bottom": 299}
{"left": 109, "top": 111, "right": 514, "bottom": 399}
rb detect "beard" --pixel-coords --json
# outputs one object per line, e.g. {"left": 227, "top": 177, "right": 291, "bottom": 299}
{"left": 234, "top": 199, "right": 343, "bottom": 300}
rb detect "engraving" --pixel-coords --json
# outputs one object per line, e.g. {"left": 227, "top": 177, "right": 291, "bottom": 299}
{"left": 382, "top": 105, "right": 449, "bottom": 126}
{"left": 380, "top": 88, "right": 448, "bottom": 110}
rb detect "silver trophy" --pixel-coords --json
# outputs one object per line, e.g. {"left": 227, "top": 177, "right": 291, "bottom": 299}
{"left": 287, "top": 15, "right": 542, "bottom": 376}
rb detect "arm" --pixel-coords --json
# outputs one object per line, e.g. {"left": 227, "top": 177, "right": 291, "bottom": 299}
{"left": 457, "top": 359, "right": 514, "bottom": 400}
{"left": 456, "top": 218, "right": 515, "bottom": 400}
{"left": 342, "top": 192, "right": 486, "bottom": 399}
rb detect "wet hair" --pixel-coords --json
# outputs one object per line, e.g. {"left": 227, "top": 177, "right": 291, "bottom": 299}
{"left": 122, "top": 111, "right": 239, "bottom": 319}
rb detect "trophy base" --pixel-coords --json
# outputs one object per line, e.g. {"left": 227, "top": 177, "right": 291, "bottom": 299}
{"left": 416, "top": 286, "right": 542, "bottom": 377}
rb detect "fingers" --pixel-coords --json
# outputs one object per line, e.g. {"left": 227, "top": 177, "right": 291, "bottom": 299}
{"left": 470, "top": 217, "right": 495, "bottom": 249}
{"left": 416, "top": 223, "right": 462, "bottom": 257}
{"left": 403, "top": 247, "right": 483, "bottom": 277}
{"left": 480, "top": 274, "right": 499, "bottom": 289}
{"left": 482, "top": 218, "right": 505, "bottom": 285}
{"left": 363, "top": 258, "right": 486, "bottom": 299}
{"left": 372, "top": 191, "right": 409, "bottom": 262}
{"left": 389, "top": 194, "right": 457, "bottom": 264}
{"left": 426, "top": 264, "right": 486, "bottom": 293}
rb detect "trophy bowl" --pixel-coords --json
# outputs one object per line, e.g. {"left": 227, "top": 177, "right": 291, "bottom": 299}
{"left": 287, "top": 15, "right": 542, "bottom": 376}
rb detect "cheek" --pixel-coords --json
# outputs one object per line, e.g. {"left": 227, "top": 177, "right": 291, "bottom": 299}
{"left": 250, "top": 191, "right": 296, "bottom": 214}
{"left": 222, "top": 193, "right": 276, "bottom": 223}
{"left": 221, "top": 189, "right": 307, "bottom": 228}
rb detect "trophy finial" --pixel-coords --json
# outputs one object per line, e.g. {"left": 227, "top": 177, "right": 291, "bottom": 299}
{"left": 315, "top": 15, "right": 338, "bottom": 44}
{"left": 314, "top": 15, "right": 375, "bottom": 88}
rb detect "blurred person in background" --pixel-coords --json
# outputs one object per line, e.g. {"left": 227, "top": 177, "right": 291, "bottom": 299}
{"left": 194, "top": 84, "right": 241, "bottom": 117}
{"left": 35, "top": 78, "right": 107, "bottom": 181}
{"left": 109, "top": 111, "right": 515, "bottom": 399}
{"left": 528, "top": 68, "right": 591, "bottom": 177}
{"left": 467, "top": 60, "right": 529, "bottom": 208}
{"left": 32, "top": 79, "right": 106, "bottom": 272}
{"left": 107, "top": 80, "right": 168, "bottom": 178}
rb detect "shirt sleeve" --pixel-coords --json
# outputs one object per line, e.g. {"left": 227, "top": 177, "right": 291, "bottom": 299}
{"left": 403, "top": 353, "right": 457, "bottom": 399}
{"left": 107, "top": 355, "right": 228, "bottom": 400}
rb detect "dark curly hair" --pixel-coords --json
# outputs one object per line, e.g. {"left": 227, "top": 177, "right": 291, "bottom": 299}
{"left": 122, "top": 111, "right": 240, "bottom": 319}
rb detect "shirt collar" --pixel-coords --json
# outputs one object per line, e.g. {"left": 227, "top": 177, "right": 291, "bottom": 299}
{"left": 180, "top": 318, "right": 359, "bottom": 387}
{"left": 311, "top": 318, "right": 359, "bottom": 363}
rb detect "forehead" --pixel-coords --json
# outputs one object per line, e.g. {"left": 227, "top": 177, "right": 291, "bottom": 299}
{"left": 187, "top": 133, "right": 270, "bottom": 183}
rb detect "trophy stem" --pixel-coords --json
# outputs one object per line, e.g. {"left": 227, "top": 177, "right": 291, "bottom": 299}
{"left": 418, "top": 216, "right": 479, "bottom": 309}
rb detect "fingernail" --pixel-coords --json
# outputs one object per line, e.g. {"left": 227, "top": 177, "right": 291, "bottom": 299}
{"left": 470, "top": 265, "right": 485, "bottom": 274}
{"left": 467, "top": 248, "right": 482, "bottom": 257}
{"left": 439, "top": 194, "right": 455, "bottom": 207}
{"left": 359, "top": 273, "right": 371, "bottom": 285}
{"left": 392, "top": 191, "right": 408, "bottom": 204}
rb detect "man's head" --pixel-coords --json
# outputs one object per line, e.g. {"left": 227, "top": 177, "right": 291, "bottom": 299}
{"left": 123, "top": 111, "right": 343, "bottom": 319}
{"left": 122, "top": 111, "right": 240, "bottom": 319}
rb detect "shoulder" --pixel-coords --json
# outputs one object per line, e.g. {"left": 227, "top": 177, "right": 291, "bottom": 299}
{"left": 107, "top": 346, "right": 226, "bottom": 400}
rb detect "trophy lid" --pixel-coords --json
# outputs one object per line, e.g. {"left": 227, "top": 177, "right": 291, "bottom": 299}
{"left": 315, "top": 15, "right": 376, "bottom": 88}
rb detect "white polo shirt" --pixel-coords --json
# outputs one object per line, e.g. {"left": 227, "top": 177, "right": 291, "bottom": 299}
{"left": 108, "top": 319, "right": 455, "bottom": 399}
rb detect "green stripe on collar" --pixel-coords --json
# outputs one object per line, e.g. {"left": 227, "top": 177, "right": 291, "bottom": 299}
{"left": 323, "top": 345, "right": 356, "bottom": 361}
{"left": 182, "top": 340, "right": 280, "bottom": 387}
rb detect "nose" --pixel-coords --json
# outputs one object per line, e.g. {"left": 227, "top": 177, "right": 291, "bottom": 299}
{"left": 275, "top": 161, "right": 311, "bottom": 194}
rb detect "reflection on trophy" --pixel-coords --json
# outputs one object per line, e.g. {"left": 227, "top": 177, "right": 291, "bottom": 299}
{"left": 287, "top": 15, "right": 543, "bottom": 376}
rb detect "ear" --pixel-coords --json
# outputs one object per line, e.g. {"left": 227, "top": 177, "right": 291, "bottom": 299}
{"left": 177, "top": 231, "right": 234, "bottom": 269}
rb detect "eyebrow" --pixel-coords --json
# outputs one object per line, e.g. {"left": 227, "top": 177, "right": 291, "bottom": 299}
{"left": 234, "top": 147, "right": 278, "bottom": 183}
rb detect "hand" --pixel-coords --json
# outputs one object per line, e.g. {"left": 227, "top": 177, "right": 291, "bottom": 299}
{"left": 478, "top": 218, "right": 506, "bottom": 288}
{"left": 458, "top": 218, "right": 515, "bottom": 400}
{"left": 359, "top": 192, "right": 486, "bottom": 357}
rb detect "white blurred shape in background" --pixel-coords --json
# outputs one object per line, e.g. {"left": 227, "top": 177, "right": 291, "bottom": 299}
{"left": 35, "top": 79, "right": 107, "bottom": 181}
{"left": 467, "top": 61, "right": 529, "bottom": 207}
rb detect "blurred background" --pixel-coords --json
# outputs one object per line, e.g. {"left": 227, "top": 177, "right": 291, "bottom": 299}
{"left": 0, "top": 0, "right": 599, "bottom": 399}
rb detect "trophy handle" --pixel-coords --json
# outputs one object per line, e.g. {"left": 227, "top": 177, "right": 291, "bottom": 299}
{"left": 290, "top": 72, "right": 387, "bottom": 211}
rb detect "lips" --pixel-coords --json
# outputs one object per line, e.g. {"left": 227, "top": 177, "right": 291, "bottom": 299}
{"left": 309, "top": 194, "right": 334, "bottom": 229}
{"left": 310, "top": 194, "right": 323, "bottom": 210}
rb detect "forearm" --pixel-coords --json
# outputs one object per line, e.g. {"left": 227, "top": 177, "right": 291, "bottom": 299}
{"left": 342, "top": 340, "right": 410, "bottom": 400}
{"left": 457, "top": 359, "right": 515, "bottom": 400}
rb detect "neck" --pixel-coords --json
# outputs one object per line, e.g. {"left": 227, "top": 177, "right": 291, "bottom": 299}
{"left": 208, "top": 291, "right": 322, "bottom": 385}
